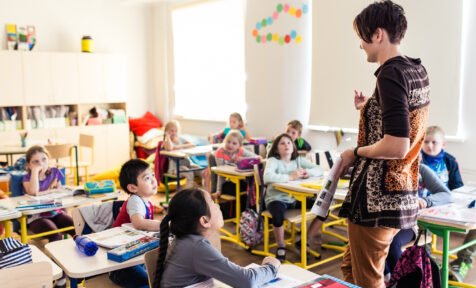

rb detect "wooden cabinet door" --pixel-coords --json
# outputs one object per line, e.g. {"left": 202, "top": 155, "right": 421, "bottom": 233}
{"left": 103, "top": 55, "right": 126, "bottom": 102}
{"left": 0, "top": 51, "right": 24, "bottom": 106}
{"left": 23, "top": 53, "right": 52, "bottom": 105}
{"left": 51, "top": 53, "right": 79, "bottom": 104}
{"left": 78, "top": 54, "right": 105, "bottom": 103}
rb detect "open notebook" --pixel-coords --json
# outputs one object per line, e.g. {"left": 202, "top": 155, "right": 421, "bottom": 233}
{"left": 86, "top": 225, "right": 159, "bottom": 249}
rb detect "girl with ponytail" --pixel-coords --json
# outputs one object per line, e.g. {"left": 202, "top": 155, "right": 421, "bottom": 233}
{"left": 154, "top": 187, "right": 280, "bottom": 288}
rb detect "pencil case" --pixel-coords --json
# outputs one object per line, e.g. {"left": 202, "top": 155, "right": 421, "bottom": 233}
{"left": 84, "top": 180, "right": 116, "bottom": 195}
{"left": 107, "top": 236, "right": 159, "bottom": 263}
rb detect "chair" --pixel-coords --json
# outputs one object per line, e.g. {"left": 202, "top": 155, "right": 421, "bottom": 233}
{"left": 0, "top": 261, "right": 53, "bottom": 288}
{"left": 45, "top": 143, "right": 73, "bottom": 168}
{"left": 75, "top": 134, "right": 95, "bottom": 183}
{"left": 144, "top": 248, "right": 159, "bottom": 288}
{"left": 154, "top": 140, "right": 186, "bottom": 207}
{"left": 251, "top": 162, "right": 317, "bottom": 259}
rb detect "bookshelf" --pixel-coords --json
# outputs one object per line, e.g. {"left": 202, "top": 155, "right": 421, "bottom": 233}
{"left": 0, "top": 51, "right": 130, "bottom": 175}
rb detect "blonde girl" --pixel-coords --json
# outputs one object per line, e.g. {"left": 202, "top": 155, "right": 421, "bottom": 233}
{"left": 213, "top": 130, "right": 256, "bottom": 199}
{"left": 163, "top": 120, "right": 200, "bottom": 184}
{"left": 209, "top": 112, "right": 250, "bottom": 143}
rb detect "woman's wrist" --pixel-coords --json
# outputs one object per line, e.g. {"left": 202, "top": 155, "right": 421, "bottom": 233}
{"left": 353, "top": 146, "right": 361, "bottom": 158}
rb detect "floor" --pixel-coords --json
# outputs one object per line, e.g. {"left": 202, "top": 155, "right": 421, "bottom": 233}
{"left": 30, "top": 191, "right": 476, "bottom": 287}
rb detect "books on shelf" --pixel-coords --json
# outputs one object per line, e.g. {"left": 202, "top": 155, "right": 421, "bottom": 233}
{"left": 107, "top": 236, "right": 159, "bottom": 263}
{"left": 295, "top": 274, "right": 360, "bottom": 288}
{"left": 86, "top": 226, "right": 159, "bottom": 249}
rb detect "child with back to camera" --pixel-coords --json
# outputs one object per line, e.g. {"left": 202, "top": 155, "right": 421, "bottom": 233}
{"left": 155, "top": 186, "right": 280, "bottom": 288}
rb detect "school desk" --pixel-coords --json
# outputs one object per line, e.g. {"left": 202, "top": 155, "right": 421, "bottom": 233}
{"left": 214, "top": 263, "right": 321, "bottom": 288}
{"left": 0, "top": 209, "right": 21, "bottom": 238}
{"left": 0, "top": 192, "right": 119, "bottom": 243}
{"left": 159, "top": 145, "right": 214, "bottom": 204}
{"left": 0, "top": 145, "right": 28, "bottom": 166}
{"left": 45, "top": 237, "right": 145, "bottom": 288}
{"left": 272, "top": 180, "right": 348, "bottom": 270}
{"left": 212, "top": 165, "right": 254, "bottom": 249}
{"left": 418, "top": 191, "right": 476, "bottom": 288}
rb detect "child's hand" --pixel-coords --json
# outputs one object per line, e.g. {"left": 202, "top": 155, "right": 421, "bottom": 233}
{"left": 302, "top": 169, "right": 309, "bottom": 179}
{"left": 289, "top": 169, "right": 304, "bottom": 180}
{"left": 418, "top": 198, "right": 427, "bottom": 209}
{"left": 262, "top": 256, "right": 281, "bottom": 270}
{"left": 211, "top": 191, "right": 221, "bottom": 200}
{"left": 31, "top": 165, "right": 43, "bottom": 175}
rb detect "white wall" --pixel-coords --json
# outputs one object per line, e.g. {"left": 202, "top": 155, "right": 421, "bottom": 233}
{"left": 151, "top": 0, "right": 476, "bottom": 182}
{"left": 0, "top": 0, "right": 152, "bottom": 117}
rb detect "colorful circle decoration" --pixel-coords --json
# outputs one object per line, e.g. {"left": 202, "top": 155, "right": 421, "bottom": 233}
{"left": 252, "top": 3, "right": 308, "bottom": 45}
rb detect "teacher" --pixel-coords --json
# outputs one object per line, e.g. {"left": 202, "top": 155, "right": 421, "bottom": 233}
{"left": 337, "top": 1, "right": 430, "bottom": 287}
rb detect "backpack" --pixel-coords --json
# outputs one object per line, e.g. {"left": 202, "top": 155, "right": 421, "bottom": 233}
{"left": 239, "top": 164, "right": 265, "bottom": 247}
{"left": 154, "top": 140, "right": 169, "bottom": 185}
{"left": 388, "top": 229, "right": 442, "bottom": 288}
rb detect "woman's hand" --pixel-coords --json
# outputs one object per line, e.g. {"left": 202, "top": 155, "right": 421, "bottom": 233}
{"left": 338, "top": 149, "right": 357, "bottom": 178}
{"left": 354, "top": 90, "right": 369, "bottom": 110}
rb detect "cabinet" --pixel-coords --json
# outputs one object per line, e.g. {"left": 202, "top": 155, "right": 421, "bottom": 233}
{"left": 0, "top": 51, "right": 130, "bottom": 175}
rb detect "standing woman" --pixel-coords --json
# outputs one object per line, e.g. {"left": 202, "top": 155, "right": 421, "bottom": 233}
{"left": 337, "top": 1, "right": 430, "bottom": 287}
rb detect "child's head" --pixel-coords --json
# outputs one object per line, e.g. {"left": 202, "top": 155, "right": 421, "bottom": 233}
{"left": 223, "top": 130, "right": 243, "bottom": 153}
{"left": 268, "top": 133, "right": 298, "bottom": 160}
{"left": 119, "top": 159, "right": 157, "bottom": 197}
{"left": 163, "top": 120, "right": 180, "bottom": 139}
{"left": 155, "top": 187, "right": 223, "bottom": 286}
{"left": 25, "top": 145, "right": 50, "bottom": 171}
{"left": 286, "top": 120, "right": 303, "bottom": 141}
{"left": 229, "top": 112, "right": 244, "bottom": 130}
{"left": 423, "top": 126, "right": 446, "bottom": 156}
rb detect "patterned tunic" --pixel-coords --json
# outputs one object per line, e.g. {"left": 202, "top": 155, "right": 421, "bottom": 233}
{"left": 339, "top": 56, "right": 430, "bottom": 229}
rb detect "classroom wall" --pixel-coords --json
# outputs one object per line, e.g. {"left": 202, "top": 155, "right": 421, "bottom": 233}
{"left": 151, "top": 0, "right": 476, "bottom": 182}
{"left": 0, "top": 0, "right": 152, "bottom": 117}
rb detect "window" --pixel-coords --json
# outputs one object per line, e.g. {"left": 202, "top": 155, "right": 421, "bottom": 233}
{"left": 171, "top": 0, "right": 246, "bottom": 121}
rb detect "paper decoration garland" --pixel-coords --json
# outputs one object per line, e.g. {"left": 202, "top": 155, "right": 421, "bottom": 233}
{"left": 252, "top": 3, "right": 308, "bottom": 45}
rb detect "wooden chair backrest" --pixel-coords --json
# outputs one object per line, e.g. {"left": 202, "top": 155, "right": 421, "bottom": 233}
{"left": 0, "top": 261, "right": 53, "bottom": 288}
{"left": 144, "top": 248, "right": 159, "bottom": 288}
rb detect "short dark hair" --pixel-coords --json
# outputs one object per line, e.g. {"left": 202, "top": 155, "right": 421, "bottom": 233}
{"left": 119, "top": 159, "right": 150, "bottom": 194}
{"left": 354, "top": 0, "right": 407, "bottom": 44}
{"left": 268, "top": 133, "right": 298, "bottom": 160}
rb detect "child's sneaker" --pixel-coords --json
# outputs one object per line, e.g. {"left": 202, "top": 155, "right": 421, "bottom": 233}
{"left": 276, "top": 247, "right": 286, "bottom": 262}
{"left": 449, "top": 258, "right": 472, "bottom": 282}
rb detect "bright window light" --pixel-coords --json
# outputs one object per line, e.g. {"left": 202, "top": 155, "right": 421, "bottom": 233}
{"left": 171, "top": 0, "right": 246, "bottom": 121}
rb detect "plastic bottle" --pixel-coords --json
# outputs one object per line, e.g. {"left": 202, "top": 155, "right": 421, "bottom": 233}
{"left": 74, "top": 235, "right": 98, "bottom": 256}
